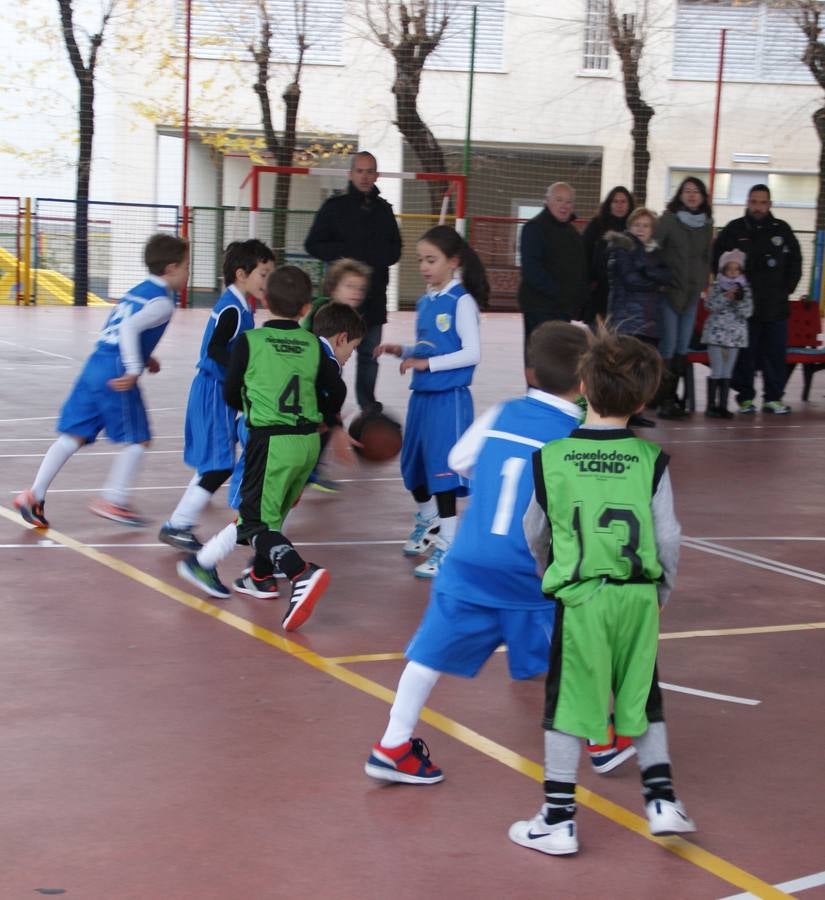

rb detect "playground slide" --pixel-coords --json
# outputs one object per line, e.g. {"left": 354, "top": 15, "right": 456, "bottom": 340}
{"left": 0, "top": 246, "right": 108, "bottom": 306}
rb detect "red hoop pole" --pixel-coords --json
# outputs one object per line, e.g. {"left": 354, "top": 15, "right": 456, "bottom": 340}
{"left": 709, "top": 28, "right": 727, "bottom": 203}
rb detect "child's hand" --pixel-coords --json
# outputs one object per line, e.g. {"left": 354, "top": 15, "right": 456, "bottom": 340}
{"left": 146, "top": 356, "right": 161, "bottom": 374}
{"left": 108, "top": 373, "right": 139, "bottom": 392}
{"left": 326, "top": 425, "right": 362, "bottom": 466}
{"left": 399, "top": 357, "right": 429, "bottom": 375}
{"left": 373, "top": 343, "right": 403, "bottom": 359}
{"left": 724, "top": 288, "right": 737, "bottom": 301}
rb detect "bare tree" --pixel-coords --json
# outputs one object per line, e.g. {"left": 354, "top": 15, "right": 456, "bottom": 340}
{"left": 250, "top": 0, "right": 308, "bottom": 262}
{"left": 796, "top": 1, "right": 825, "bottom": 231}
{"left": 57, "top": 0, "right": 117, "bottom": 306}
{"left": 607, "top": 2, "right": 654, "bottom": 204}
{"left": 366, "top": 1, "right": 451, "bottom": 213}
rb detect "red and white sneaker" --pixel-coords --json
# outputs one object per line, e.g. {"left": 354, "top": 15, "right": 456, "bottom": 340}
{"left": 282, "top": 563, "right": 329, "bottom": 632}
{"left": 587, "top": 718, "right": 636, "bottom": 774}
{"left": 364, "top": 737, "right": 444, "bottom": 784}
{"left": 89, "top": 498, "right": 148, "bottom": 528}
{"left": 14, "top": 490, "right": 49, "bottom": 529}
{"left": 233, "top": 572, "right": 279, "bottom": 600}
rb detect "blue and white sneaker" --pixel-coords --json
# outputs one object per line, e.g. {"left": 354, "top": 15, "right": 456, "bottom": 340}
{"left": 413, "top": 537, "right": 448, "bottom": 578}
{"left": 177, "top": 554, "right": 231, "bottom": 599}
{"left": 508, "top": 811, "right": 578, "bottom": 855}
{"left": 403, "top": 514, "right": 439, "bottom": 556}
{"left": 646, "top": 799, "right": 696, "bottom": 836}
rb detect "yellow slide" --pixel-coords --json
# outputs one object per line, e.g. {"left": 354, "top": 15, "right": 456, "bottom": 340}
{"left": 0, "top": 246, "right": 108, "bottom": 306}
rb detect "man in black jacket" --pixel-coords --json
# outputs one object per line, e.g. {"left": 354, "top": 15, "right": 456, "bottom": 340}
{"left": 516, "top": 182, "right": 588, "bottom": 345}
{"left": 712, "top": 184, "right": 802, "bottom": 415}
{"left": 304, "top": 151, "right": 402, "bottom": 412}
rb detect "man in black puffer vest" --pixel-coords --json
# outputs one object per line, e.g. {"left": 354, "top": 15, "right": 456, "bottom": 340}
{"left": 712, "top": 184, "right": 802, "bottom": 415}
{"left": 305, "top": 151, "right": 402, "bottom": 413}
{"left": 517, "top": 182, "right": 588, "bottom": 345}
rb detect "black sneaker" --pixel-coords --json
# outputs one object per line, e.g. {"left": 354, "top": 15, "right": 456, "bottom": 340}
{"left": 176, "top": 555, "right": 230, "bottom": 599}
{"left": 282, "top": 563, "right": 329, "bottom": 632}
{"left": 159, "top": 522, "right": 203, "bottom": 552}
{"left": 233, "top": 572, "right": 280, "bottom": 599}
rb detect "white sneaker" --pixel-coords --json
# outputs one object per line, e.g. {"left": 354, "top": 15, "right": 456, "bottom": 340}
{"left": 403, "top": 514, "right": 439, "bottom": 556}
{"left": 508, "top": 812, "right": 578, "bottom": 856}
{"left": 646, "top": 799, "right": 696, "bottom": 836}
{"left": 413, "top": 537, "right": 448, "bottom": 578}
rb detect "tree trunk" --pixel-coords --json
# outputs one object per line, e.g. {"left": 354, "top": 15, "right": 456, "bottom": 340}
{"left": 814, "top": 106, "right": 825, "bottom": 232}
{"left": 630, "top": 105, "right": 653, "bottom": 205}
{"left": 74, "top": 72, "right": 94, "bottom": 306}
{"left": 393, "top": 70, "right": 447, "bottom": 214}
{"left": 271, "top": 81, "right": 301, "bottom": 265}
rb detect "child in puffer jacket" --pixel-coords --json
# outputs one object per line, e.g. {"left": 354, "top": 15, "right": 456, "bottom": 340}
{"left": 700, "top": 249, "right": 753, "bottom": 418}
{"left": 605, "top": 207, "right": 672, "bottom": 426}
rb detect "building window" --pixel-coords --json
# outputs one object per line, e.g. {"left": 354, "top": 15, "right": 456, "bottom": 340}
{"left": 583, "top": 0, "right": 611, "bottom": 72}
{"left": 669, "top": 168, "right": 816, "bottom": 208}
{"left": 175, "top": 0, "right": 343, "bottom": 65}
{"left": 673, "top": 0, "right": 812, "bottom": 84}
{"left": 425, "top": 0, "right": 505, "bottom": 72}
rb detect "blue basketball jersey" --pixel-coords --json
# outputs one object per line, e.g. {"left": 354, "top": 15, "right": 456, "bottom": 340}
{"left": 95, "top": 275, "right": 173, "bottom": 364}
{"left": 410, "top": 281, "right": 476, "bottom": 391}
{"left": 196, "top": 286, "right": 255, "bottom": 382}
{"left": 436, "top": 393, "right": 581, "bottom": 609}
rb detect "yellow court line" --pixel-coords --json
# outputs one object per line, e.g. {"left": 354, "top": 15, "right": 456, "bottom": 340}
{"left": 0, "top": 506, "right": 791, "bottom": 900}
{"left": 329, "top": 621, "right": 825, "bottom": 664}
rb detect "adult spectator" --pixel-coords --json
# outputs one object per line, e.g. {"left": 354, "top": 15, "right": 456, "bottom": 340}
{"left": 712, "top": 184, "right": 802, "bottom": 415}
{"left": 655, "top": 176, "right": 714, "bottom": 419}
{"left": 581, "top": 185, "right": 635, "bottom": 325}
{"left": 517, "top": 182, "right": 589, "bottom": 342}
{"left": 305, "top": 151, "right": 402, "bottom": 413}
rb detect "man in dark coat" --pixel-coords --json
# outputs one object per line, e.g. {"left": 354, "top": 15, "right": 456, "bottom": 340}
{"left": 516, "top": 182, "right": 589, "bottom": 343}
{"left": 305, "top": 151, "right": 402, "bottom": 412}
{"left": 712, "top": 184, "right": 802, "bottom": 415}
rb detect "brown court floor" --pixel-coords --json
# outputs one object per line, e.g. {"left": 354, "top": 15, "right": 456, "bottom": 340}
{"left": 1, "top": 305, "right": 824, "bottom": 900}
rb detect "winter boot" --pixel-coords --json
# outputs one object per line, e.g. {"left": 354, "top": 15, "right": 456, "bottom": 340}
{"left": 657, "top": 359, "right": 687, "bottom": 420}
{"left": 717, "top": 379, "right": 734, "bottom": 419}
{"left": 705, "top": 378, "right": 721, "bottom": 418}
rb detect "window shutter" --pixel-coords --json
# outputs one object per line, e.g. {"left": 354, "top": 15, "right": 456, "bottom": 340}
{"left": 425, "top": 0, "right": 505, "bottom": 72}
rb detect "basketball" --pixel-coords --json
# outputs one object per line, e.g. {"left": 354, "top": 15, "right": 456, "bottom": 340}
{"left": 348, "top": 411, "right": 403, "bottom": 463}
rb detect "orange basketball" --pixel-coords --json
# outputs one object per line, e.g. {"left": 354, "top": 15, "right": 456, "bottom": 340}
{"left": 349, "top": 411, "right": 403, "bottom": 463}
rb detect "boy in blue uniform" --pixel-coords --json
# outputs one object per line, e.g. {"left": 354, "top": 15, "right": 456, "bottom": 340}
{"left": 365, "top": 322, "right": 590, "bottom": 784}
{"left": 15, "top": 233, "right": 190, "bottom": 528}
{"left": 159, "top": 239, "right": 274, "bottom": 551}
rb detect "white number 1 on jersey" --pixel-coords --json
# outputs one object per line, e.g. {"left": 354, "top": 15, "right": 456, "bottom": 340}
{"left": 491, "top": 456, "right": 526, "bottom": 535}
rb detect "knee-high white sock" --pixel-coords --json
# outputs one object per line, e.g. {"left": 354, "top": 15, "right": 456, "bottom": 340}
{"left": 31, "top": 434, "right": 82, "bottom": 501}
{"left": 168, "top": 476, "right": 212, "bottom": 529}
{"left": 438, "top": 515, "right": 457, "bottom": 545}
{"left": 102, "top": 444, "right": 145, "bottom": 506}
{"left": 380, "top": 661, "right": 441, "bottom": 748}
{"left": 196, "top": 521, "right": 238, "bottom": 569}
{"left": 418, "top": 498, "right": 437, "bottom": 522}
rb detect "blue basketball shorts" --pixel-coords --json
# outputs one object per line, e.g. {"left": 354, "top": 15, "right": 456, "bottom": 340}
{"left": 405, "top": 588, "right": 556, "bottom": 680}
{"left": 227, "top": 416, "right": 248, "bottom": 511}
{"left": 400, "top": 387, "right": 473, "bottom": 497}
{"left": 57, "top": 352, "right": 151, "bottom": 445}
{"left": 183, "top": 371, "right": 237, "bottom": 474}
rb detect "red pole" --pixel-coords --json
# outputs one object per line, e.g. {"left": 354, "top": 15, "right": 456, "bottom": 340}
{"left": 180, "top": 0, "right": 192, "bottom": 308}
{"left": 709, "top": 28, "right": 727, "bottom": 202}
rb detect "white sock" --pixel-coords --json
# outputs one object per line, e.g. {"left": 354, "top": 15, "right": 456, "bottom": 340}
{"left": 31, "top": 434, "right": 82, "bottom": 501}
{"left": 380, "top": 661, "right": 441, "bottom": 748}
{"left": 197, "top": 521, "right": 238, "bottom": 569}
{"left": 168, "top": 477, "right": 212, "bottom": 529}
{"left": 418, "top": 498, "right": 437, "bottom": 522}
{"left": 102, "top": 444, "right": 145, "bottom": 506}
{"left": 438, "top": 515, "right": 457, "bottom": 545}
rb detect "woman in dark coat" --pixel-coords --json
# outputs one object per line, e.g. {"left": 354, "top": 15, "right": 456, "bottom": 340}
{"left": 581, "top": 185, "right": 635, "bottom": 325}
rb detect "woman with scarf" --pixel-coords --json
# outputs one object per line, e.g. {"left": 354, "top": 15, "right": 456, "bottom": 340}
{"left": 655, "top": 177, "right": 713, "bottom": 419}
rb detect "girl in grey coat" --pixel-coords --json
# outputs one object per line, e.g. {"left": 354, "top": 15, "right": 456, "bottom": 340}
{"left": 701, "top": 249, "right": 753, "bottom": 418}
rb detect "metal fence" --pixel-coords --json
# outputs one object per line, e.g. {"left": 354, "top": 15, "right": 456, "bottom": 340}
{"left": 33, "top": 199, "right": 180, "bottom": 302}
{"left": 0, "top": 196, "right": 21, "bottom": 304}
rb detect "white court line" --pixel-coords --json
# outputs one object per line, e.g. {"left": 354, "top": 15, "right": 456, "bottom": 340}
{"left": 0, "top": 435, "right": 184, "bottom": 442}
{"left": 0, "top": 407, "right": 181, "bottom": 423}
{"left": 6, "top": 476, "right": 402, "bottom": 494}
{"left": 720, "top": 869, "right": 825, "bottom": 899}
{"left": 694, "top": 537, "right": 825, "bottom": 542}
{"left": 0, "top": 338, "right": 75, "bottom": 361}
{"left": 658, "top": 682, "right": 759, "bottom": 706}
{"left": 0, "top": 364, "right": 72, "bottom": 370}
{"left": 0, "top": 450, "right": 182, "bottom": 458}
{"left": 683, "top": 537, "right": 825, "bottom": 587}
{"left": 665, "top": 436, "right": 825, "bottom": 445}
{"left": 0, "top": 539, "right": 408, "bottom": 549}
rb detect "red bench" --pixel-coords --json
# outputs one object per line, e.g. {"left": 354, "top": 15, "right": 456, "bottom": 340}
{"left": 684, "top": 299, "right": 825, "bottom": 411}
